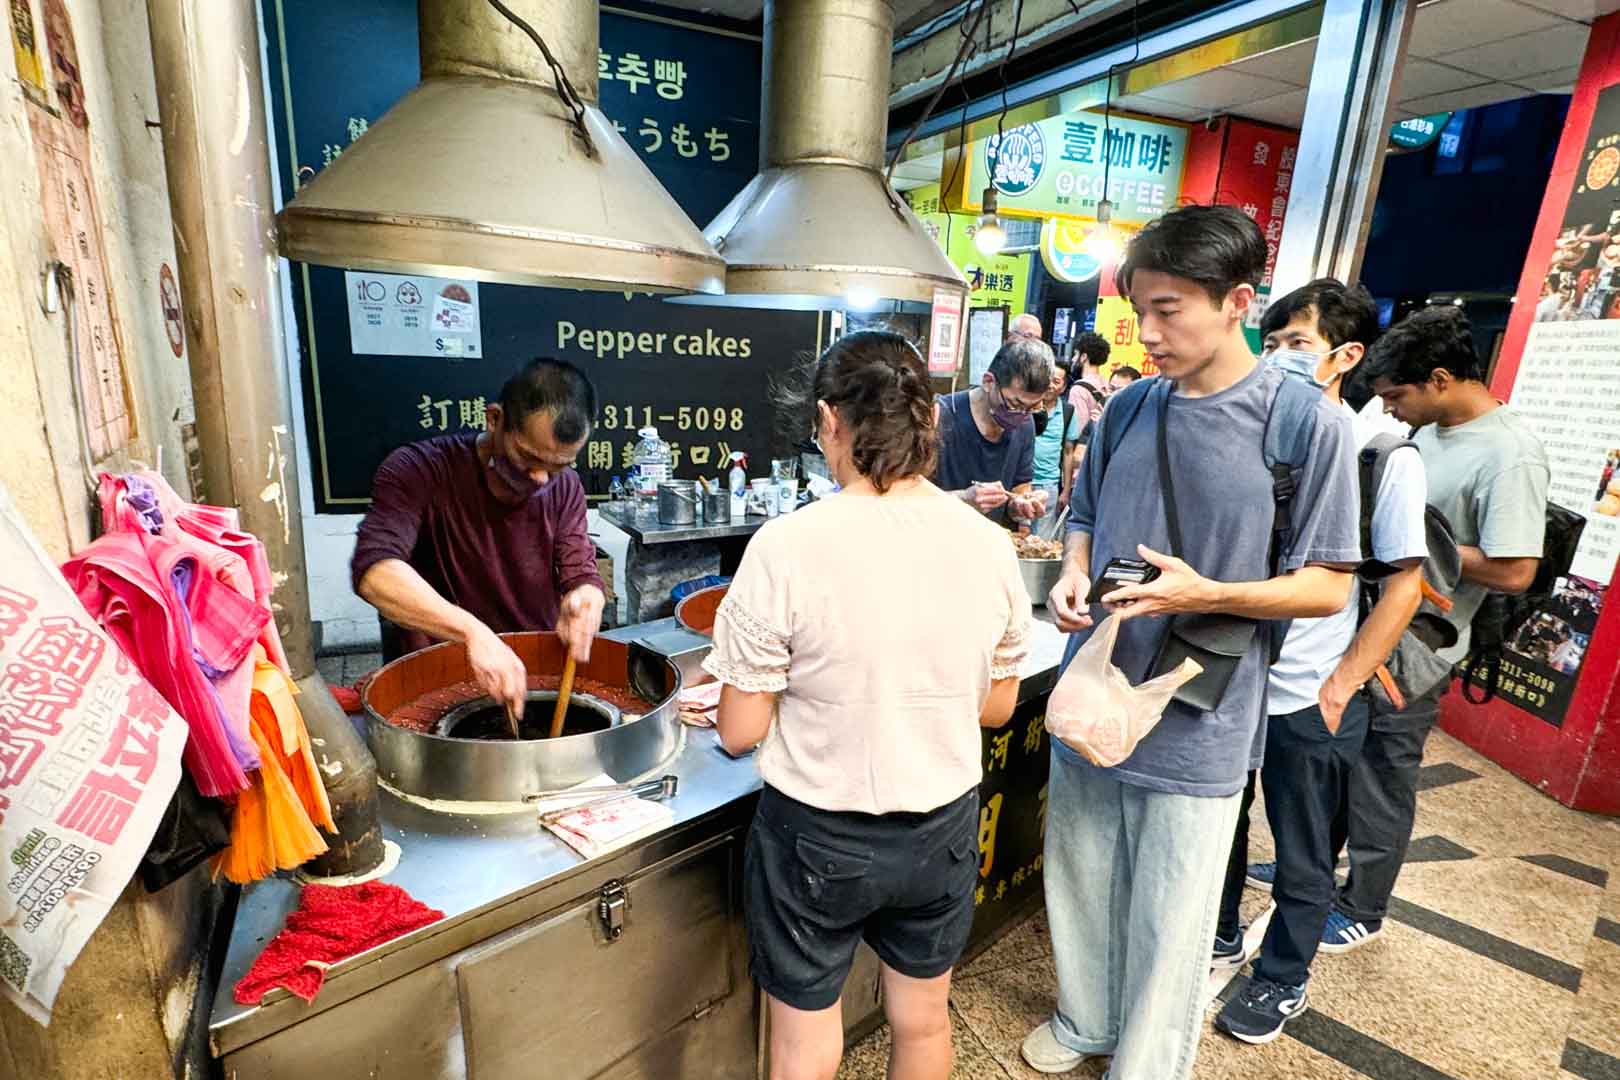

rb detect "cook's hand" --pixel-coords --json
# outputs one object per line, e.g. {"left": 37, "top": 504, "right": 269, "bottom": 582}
{"left": 1104, "top": 545, "right": 1216, "bottom": 622}
{"left": 1010, "top": 490, "right": 1049, "bottom": 522}
{"left": 557, "top": 583, "right": 606, "bottom": 663}
{"left": 963, "top": 482, "right": 1009, "bottom": 514}
{"left": 1318, "top": 670, "right": 1355, "bottom": 735}
{"left": 1049, "top": 571, "right": 1094, "bottom": 633}
{"left": 468, "top": 625, "right": 527, "bottom": 716}
{"left": 1057, "top": 487, "right": 1071, "bottom": 511}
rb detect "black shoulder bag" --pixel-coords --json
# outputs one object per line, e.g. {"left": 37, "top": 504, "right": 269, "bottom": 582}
{"left": 1147, "top": 386, "right": 1263, "bottom": 712}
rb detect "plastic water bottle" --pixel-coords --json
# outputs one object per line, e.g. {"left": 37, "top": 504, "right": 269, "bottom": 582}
{"left": 632, "top": 426, "right": 672, "bottom": 510}
{"left": 607, "top": 475, "right": 625, "bottom": 511}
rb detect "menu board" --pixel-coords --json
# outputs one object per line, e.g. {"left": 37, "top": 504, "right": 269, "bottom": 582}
{"left": 263, "top": 0, "right": 796, "bottom": 511}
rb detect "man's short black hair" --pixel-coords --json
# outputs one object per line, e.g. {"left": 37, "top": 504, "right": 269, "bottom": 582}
{"left": 1115, "top": 204, "right": 1267, "bottom": 306}
{"left": 988, "top": 336, "right": 1055, "bottom": 393}
{"left": 1260, "top": 278, "right": 1381, "bottom": 351}
{"left": 498, "top": 358, "right": 598, "bottom": 443}
{"left": 1072, "top": 331, "right": 1111, "bottom": 370}
{"left": 1361, "top": 306, "right": 1486, "bottom": 386}
{"left": 1111, "top": 365, "right": 1143, "bottom": 382}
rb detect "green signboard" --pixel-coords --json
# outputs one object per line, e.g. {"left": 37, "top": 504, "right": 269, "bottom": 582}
{"left": 1390, "top": 112, "right": 1453, "bottom": 152}
{"left": 967, "top": 111, "right": 1190, "bottom": 227}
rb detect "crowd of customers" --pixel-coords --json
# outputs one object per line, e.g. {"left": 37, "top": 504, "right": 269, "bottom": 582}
{"left": 703, "top": 202, "right": 1551, "bottom": 1080}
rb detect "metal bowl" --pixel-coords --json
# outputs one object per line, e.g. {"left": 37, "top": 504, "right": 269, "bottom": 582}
{"left": 1018, "top": 557, "right": 1063, "bottom": 608}
{"left": 674, "top": 584, "right": 728, "bottom": 636}
{"left": 361, "top": 631, "right": 682, "bottom": 806}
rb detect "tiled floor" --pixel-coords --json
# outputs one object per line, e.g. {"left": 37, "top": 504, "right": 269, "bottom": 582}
{"left": 836, "top": 729, "right": 1620, "bottom": 1080}
{"left": 315, "top": 650, "right": 383, "bottom": 689}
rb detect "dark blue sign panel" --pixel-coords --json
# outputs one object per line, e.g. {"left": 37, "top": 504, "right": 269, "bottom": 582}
{"left": 265, "top": 1, "right": 813, "bottom": 511}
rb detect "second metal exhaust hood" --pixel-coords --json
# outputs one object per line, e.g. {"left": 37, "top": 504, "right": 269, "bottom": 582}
{"left": 674, "top": 0, "right": 967, "bottom": 312}
{"left": 276, "top": 0, "right": 724, "bottom": 295}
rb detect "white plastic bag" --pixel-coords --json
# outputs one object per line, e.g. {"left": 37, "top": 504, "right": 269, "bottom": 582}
{"left": 1044, "top": 616, "right": 1204, "bottom": 767}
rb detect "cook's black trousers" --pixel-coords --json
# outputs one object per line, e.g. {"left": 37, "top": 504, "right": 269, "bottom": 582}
{"left": 1329, "top": 688, "right": 1445, "bottom": 924}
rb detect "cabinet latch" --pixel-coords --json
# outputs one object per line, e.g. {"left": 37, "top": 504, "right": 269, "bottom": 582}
{"left": 598, "top": 879, "right": 629, "bottom": 941}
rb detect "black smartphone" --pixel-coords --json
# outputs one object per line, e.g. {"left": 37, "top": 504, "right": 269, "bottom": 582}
{"left": 1086, "top": 557, "right": 1162, "bottom": 604}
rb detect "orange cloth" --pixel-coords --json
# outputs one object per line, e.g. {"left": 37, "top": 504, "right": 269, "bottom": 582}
{"left": 213, "top": 648, "right": 336, "bottom": 883}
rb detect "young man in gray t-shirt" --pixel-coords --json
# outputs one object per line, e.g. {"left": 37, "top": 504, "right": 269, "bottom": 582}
{"left": 1318, "top": 307, "right": 1550, "bottom": 949}
{"left": 1023, "top": 206, "right": 1361, "bottom": 1080}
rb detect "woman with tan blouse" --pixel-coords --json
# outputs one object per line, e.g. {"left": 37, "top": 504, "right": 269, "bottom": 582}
{"left": 707, "top": 331, "right": 1032, "bottom": 1080}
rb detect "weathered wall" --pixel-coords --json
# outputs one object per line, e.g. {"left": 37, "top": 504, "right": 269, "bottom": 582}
{"left": 0, "top": 1, "right": 219, "bottom": 1077}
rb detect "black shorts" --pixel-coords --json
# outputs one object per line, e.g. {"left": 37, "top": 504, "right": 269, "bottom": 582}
{"left": 744, "top": 784, "right": 980, "bottom": 1011}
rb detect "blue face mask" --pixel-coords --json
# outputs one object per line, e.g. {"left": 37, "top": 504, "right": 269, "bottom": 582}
{"left": 1263, "top": 345, "right": 1347, "bottom": 390}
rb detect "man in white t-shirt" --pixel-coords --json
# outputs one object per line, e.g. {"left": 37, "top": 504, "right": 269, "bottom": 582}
{"left": 1211, "top": 280, "right": 1431, "bottom": 1045}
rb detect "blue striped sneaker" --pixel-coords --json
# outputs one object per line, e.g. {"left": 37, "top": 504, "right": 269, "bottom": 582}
{"left": 1320, "top": 909, "right": 1383, "bottom": 954}
{"left": 1246, "top": 861, "right": 1276, "bottom": 891}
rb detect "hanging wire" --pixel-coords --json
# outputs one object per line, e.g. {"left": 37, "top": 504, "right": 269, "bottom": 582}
{"left": 1099, "top": 0, "right": 1144, "bottom": 219}
{"left": 485, "top": 0, "right": 598, "bottom": 159}
{"left": 885, "top": 0, "right": 993, "bottom": 185}
{"left": 994, "top": 0, "right": 1028, "bottom": 147}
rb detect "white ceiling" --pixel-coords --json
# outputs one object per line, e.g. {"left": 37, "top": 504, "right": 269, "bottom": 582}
{"left": 1114, "top": 0, "right": 1618, "bottom": 131}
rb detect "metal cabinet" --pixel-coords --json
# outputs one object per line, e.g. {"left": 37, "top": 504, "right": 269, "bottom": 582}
{"left": 220, "top": 823, "right": 756, "bottom": 1080}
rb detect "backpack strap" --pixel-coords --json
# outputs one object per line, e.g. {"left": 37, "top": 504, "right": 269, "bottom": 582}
{"left": 1097, "top": 374, "right": 1158, "bottom": 474}
{"left": 1260, "top": 376, "right": 1321, "bottom": 579}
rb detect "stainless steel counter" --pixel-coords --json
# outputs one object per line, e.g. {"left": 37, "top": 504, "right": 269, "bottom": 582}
{"left": 599, "top": 504, "right": 767, "bottom": 545}
{"left": 208, "top": 615, "right": 1070, "bottom": 1072}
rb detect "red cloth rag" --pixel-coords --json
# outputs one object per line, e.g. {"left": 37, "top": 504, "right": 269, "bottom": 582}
{"left": 233, "top": 882, "right": 444, "bottom": 1005}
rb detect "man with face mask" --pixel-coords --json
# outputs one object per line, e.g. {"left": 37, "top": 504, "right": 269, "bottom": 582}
{"left": 1211, "top": 280, "right": 1432, "bottom": 1045}
{"left": 351, "top": 358, "right": 606, "bottom": 719}
{"left": 933, "top": 335, "right": 1054, "bottom": 524}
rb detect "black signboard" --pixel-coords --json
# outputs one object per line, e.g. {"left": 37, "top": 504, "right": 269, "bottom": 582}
{"left": 969, "top": 692, "right": 1052, "bottom": 945}
{"left": 263, "top": 0, "right": 815, "bottom": 511}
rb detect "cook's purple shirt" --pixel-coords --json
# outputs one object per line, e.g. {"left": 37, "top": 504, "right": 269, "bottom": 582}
{"left": 351, "top": 434, "right": 603, "bottom": 653}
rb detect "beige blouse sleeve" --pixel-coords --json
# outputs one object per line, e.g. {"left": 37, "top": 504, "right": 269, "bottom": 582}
{"left": 991, "top": 550, "right": 1034, "bottom": 681}
{"left": 702, "top": 528, "right": 791, "bottom": 693}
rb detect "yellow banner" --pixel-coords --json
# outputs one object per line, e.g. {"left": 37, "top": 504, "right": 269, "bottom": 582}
{"left": 9, "top": 0, "right": 45, "bottom": 93}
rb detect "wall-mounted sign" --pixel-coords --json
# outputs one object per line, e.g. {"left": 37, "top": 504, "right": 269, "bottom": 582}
{"left": 1389, "top": 112, "right": 1453, "bottom": 152}
{"left": 964, "top": 110, "right": 1190, "bottom": 226}
{"left": 1040, "top": 218, "right": 1104, "bottom": 284}
{"left": 928, "top": 288, "right": 964, "bottom": 374}
{"left": 344, "top": 271, "right": 483, "bottom": 360}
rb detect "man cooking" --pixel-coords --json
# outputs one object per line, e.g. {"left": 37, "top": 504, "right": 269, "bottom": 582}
{"left": 351, "top": 358, "right": 607, "bottom": 717}
{"left": 933, "top": 334, "right": 1054, "bottom": 525}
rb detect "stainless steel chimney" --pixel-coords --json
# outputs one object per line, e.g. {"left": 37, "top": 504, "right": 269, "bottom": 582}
{"left": 276, "top": 0, "right": 724, "bottom": 294}
{"left": 681, "top": 0, "right": 966, "bottom": 311}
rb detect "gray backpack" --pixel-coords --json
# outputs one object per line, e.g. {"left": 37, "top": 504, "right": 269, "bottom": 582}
{"left": 1356, "top": 434, "right": 1463, "bottom": 714}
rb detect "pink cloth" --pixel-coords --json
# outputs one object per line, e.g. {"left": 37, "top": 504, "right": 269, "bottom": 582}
{"left": 63, "top": 533, "right": 252, "bottom": 795}
{"left": 64, "top": 472, "right": 295, "bottom": 797}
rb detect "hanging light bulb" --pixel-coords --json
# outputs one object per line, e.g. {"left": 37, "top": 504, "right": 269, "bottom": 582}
{"left": 1080, "top": 197, "right": 1120, "bottom": 262}
{"left": 975, "top": 186, "right": 1007, "bottom": 257}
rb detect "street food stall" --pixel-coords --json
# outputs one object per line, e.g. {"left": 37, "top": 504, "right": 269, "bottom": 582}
{"left": 207, "top": 610, "right": 1068, "bottom": 1077}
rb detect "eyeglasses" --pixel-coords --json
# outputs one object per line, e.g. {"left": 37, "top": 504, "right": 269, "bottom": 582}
{"left": 994, "top": 383, "right": 1043, "bottom": 414}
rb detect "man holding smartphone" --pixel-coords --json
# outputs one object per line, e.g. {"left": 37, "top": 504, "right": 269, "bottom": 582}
{"left": 1021, "top": 206, "right": 1361, "bottom": 1080}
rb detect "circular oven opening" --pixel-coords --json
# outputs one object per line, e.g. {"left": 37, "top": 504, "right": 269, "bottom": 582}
{"left": 435, "top": 691, "right": 623, "bottom": 741}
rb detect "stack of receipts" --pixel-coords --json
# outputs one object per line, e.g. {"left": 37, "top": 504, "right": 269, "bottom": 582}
{"left": 530, "top": 774, "right": 674, "bottom": 861}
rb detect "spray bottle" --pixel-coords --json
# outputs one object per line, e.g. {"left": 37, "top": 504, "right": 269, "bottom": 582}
{"left": 728, "top": 451, "right": 749, "bottom": 519}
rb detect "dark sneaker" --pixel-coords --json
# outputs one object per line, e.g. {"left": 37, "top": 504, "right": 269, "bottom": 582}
{"left": 1246, "top": 861, "right": 1276, "bottom": 891}
{"left": 1319, "top": 910, "right": 1383, "bottom": 955}
{"left": 1215, "top": 977, "right": 1309, "bottom": 1044}
{"left": 1212, "top": 928, "right": 1256, "bottom": 970}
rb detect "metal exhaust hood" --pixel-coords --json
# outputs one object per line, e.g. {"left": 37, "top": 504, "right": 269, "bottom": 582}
{"left": 672, "top": 0, "right": 966, "bottom": 312}
{"left": 276, "top": 0, "right": 724, "bottom": 295}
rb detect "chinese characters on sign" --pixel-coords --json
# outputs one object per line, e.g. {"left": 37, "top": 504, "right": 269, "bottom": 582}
{"left": 0, "top": 490, "right": 186, "bottom": 1022}
{"left": 969, "top": 111, "right": 1190, "bottom": 227}
{"left": 969, "top": 698, "right": 1051, "bottom": 946}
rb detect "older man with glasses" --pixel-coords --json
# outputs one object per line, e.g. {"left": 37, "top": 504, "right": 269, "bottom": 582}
{"left": 933, "top": 335, "right": 1055, "bottom": 525}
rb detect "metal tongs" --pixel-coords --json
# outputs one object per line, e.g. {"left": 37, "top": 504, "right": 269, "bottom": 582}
{"left": 527, "top": 774, "right": 679, "bottom": 825}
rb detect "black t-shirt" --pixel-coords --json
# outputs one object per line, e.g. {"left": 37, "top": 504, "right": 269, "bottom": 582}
{"left": 932, "top": 390, "right": 1035, "bottom": 494}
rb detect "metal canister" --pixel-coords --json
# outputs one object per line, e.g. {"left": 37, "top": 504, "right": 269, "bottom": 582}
{"left": 657, "top": 480, "right": 698, "bottom": 525}
{"left": 701, "top": 486, "right": 730, "bottom": 523}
